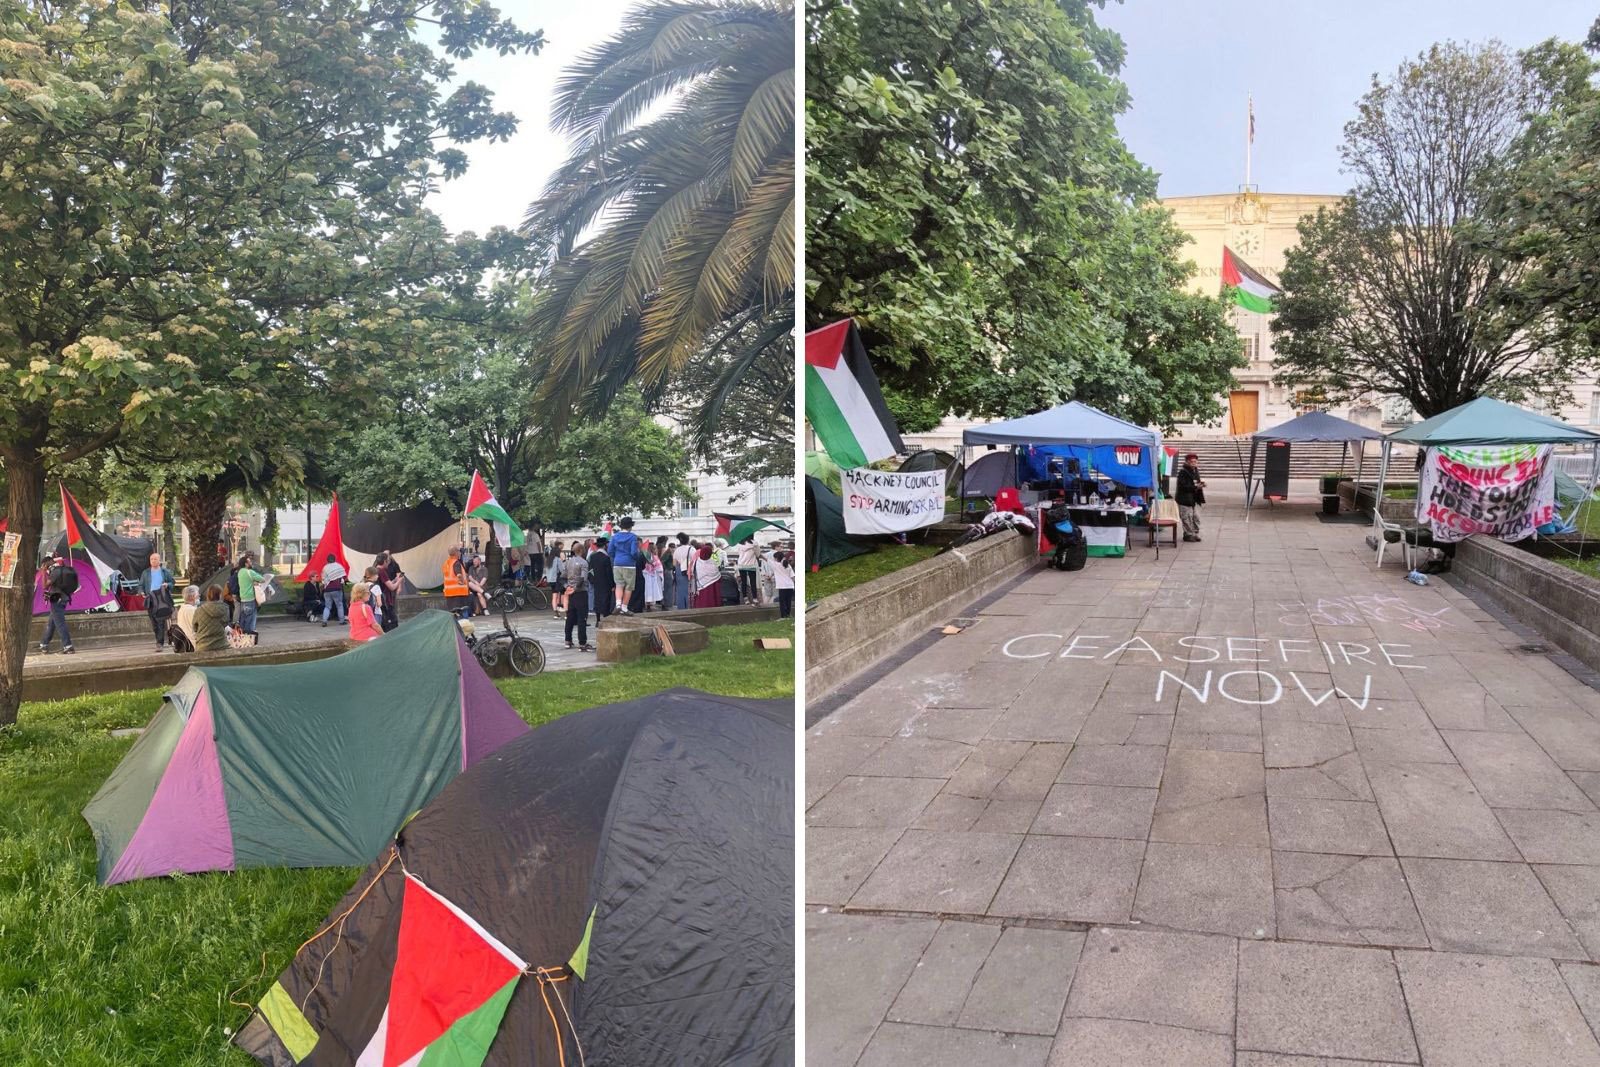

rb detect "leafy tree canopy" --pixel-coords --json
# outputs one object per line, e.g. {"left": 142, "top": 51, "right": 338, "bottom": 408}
{"left": 1272, "top": 40, "right": 1600, "bottom": 418}
{"left": 805, "top": 0, "right": 1242, "bottom": 432}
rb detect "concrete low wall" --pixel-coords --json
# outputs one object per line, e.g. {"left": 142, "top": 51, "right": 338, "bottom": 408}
{"left": 23, "top": 638, "right": 353, "bottom": 702}
{"left": 806, "top": 531, "right": 1039, "bottom": 702}
{"left": 1452, "top": 537, "right": 1600, "bottom": 673}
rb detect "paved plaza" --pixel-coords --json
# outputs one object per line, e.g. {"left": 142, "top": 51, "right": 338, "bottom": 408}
{"left": 807, "top": 486, "right": 1600, "bottom": 1065}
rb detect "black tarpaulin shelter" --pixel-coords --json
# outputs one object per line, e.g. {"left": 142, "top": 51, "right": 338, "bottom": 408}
{"left": 805, "top": 475, "right": 873, "bottom": 569}
{"left": 237, "top": 688, "right": 793, "bottom": 1066}
{"left": 1244, "top": 410, "right": 1385, "bottom": 509}
{"left": 45, "top": 528, "right": 150, "bottom": 582}
{"left": 342, "top": 500, "right": 459, "bottom": 591}
{"left": 959, "top": 449, "right": 1017, "bottom": 499}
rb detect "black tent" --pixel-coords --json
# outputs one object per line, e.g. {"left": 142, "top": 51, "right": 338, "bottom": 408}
{"left": 959, "top": 449, "right": 1016, "bottom": 499}
{"left": 45, "top": 528, "right": 150, "bottom": 581}
{"left": 805, "top": 475, "right": 873, "bottom": 569}
{"left": 237, "top": 688, "right": 793, "bottom": 1066}
{"left": 1245, "top": 410, "right": 1385, "bottom": 509}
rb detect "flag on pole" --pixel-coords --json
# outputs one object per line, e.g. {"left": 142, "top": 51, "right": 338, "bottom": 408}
{"left": 295, "top": 494, "right": 351, "bottom": 582}
{"left": 465, "top": 471, "right": 524, "bottom": 549}
{"left": 714, "top": 512, "right": 792, "bottom": 545}
{"left": 1222, "top": 247, "right": 1281, "bottom": 313}
{"left": 1248, "top": 95, "right": 1255, "bottom": 143}
{"left": 350, "top": 874, "right": 526, "bottom": 1067}
{"left": 804, "top": 319, "right": 905, "bottom": 469}
{"left": 59, "top": 483, "right": 120, "bottom": 592}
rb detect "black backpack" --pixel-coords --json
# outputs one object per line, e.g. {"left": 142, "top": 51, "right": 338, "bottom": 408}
{"left": 227, "top": 568, "right": 241, "bottom": 598}
{"left": 53, "top": 564, "right": 80, "bottom": 597}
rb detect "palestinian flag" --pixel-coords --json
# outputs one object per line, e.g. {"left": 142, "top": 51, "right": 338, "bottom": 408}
{"left": 805, "top": 319, "right": 904, "bottom": 469}
{"left": 1222, "top": 247, "right": 1281, "bottom": 313}
{"left": 714, "top": 513, "right": 791, "bottom": 545}
{"left": 295, "top": 493, "right": 351, "bottom": 583}
{"left": 465, "top": 471, "right": 524, "bottom": 550}
{"left": 60, "top": 484, "right": 119, "bottom": 592}
{"left": 352, "top": 874, "right": 526, "bottom": 1066}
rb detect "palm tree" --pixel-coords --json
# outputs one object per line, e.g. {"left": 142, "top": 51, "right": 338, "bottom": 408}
{"left": 524, "top": 0, "right": 794, "bottom": 429}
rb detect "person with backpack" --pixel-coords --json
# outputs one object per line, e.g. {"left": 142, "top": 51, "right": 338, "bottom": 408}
{"left": 607, "top": 516, "right": 641, "bottom": 614}
{"left": 139, "top": 551, "right": 176, "bottom": 651}
{"left": 37, "top": 553, "right": 78, "bottom": 654}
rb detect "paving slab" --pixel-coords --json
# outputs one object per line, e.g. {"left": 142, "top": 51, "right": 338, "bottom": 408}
{"left": 1351, "top": 726, "right": 1455, "bottom": 764}
{"left": 850, "top": 830, "right": 1023, "bottom": 914}
{"left": 1268, "top": 797, "right": 1392, "bottom": 856}
{"left": 1397, "top": 950, "right": 1600, "bottom": 1066}
{"left": 1272, "top": 852, "right": 1427, "bottom": 948}
{"left": 1536, "top": 865, "right": 1600, "bottom": 961}
{"left": 854, "top": 737, "right": 975, "bottom": 778}
{"left": 807, "top": 775, "right": 943, "bottom": 829}
{"left": 1047, "top": 1018, "right": 1232, "bottom": 1067}
{"left": 1401, "top": 857, "right": 1586, "bottom": 958}
{"left": 885, "top": 920, "right": 1004, "bottom": 1027}
{"left": 857, "top": 1021, "right": 1053, "bottom": 1066}
{"left": 807, "top": 827, "right": 903, "bottom": 906}
{"left": 1133, "top": 841, "right": 1275, "bottom": 938}
{"left": 1030, "top": 783, "right": 1157, "bottom": 839}
{"left": 1442, "top": 729, "right": 1597, "bottom": 810}
{"left": 1364, "top": 760, "right": 1519, "bottom": 860}
{"left": 1504, "top": 704, "right": 1600, "bottom": 772}
{"left": 988, "top": 836, "right": 1145, "bottom": 923}
{"left": 1057, "top": 743, "right": 1167, "bottom": 788}
{"left": 957, "top": 926, "right": 1084, "bottom": 1034}
{"left": 1496, "top": 808, "right": 1600, "bottom": 865}
{"left": 1064, "top": 926, "right": 1236, "bottom": 1033}
{"left": 805, "top": 912, "right": 938, "bottom": 1067}
{"left": 1236, "top": 941, "right": 1417, "bottom": 1062}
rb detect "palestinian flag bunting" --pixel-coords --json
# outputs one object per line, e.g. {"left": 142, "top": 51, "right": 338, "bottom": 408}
{"left": 714, "top": 513, "right": 791, "bottom": 545}
{"left": 1222, "top": 247, "right": 1282, "bottom": 313}
{"left": 59, "top": 484, "right": 118, "bottom": 593}
{"left": 352, "top": 874, "right": 527, "bottom": 1067}
{"left": 465, "top": 471, "right": 524, "bottom": 549}
{"left": 805, "top": 319, "right": 904, "bottom": 469}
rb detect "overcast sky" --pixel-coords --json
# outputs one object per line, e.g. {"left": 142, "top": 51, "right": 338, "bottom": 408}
{"left": 426, "top": 0, "right": 635, "bottom": 235}
{"left": 1098, "top": 0, "right": 1597, "bottom": 198}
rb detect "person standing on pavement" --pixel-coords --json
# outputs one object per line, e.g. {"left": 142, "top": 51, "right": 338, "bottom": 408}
{"left": 654, "top": 536, "right": 672, "bottom": 608}
{"left": 560, "top": 542, "right": 593, "bottom": 651}
{"left": 765, "top": 548, "right": 794, "bottom": 619}
{"left": 37, "top": 554, "right": 78, "bottom": 654}
{"left": 607, "top": 516, "right": 640, "bottom": 614}
{"left": 589, "top": 536, "right": 615, "bottom": 626}
{"left": 736, "top": 540, "right": 761, "bottom": 604}
{"left": 672, "top": 533, "right": 693, "bottom": 610}
{"left": 321, "top": 552, "right": 348, "bottom": 626}
{"left": 139, "top": 552, "right": 176, "bottom": 651}
{"left": 376, "top": 550, "right": 402, "bottom": 632}
{"left": 234, "top": 554, "right": 265, "bottom": 642}
{"left": 442, "top": 545, "right": 472, "bottom": 620}
{"left": 1176, "top": 452, "right": 1207, "bottom": 543}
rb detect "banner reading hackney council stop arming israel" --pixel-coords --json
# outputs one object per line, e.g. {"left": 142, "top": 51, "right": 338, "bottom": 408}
{"left": 1417, "top": 444, "right": 1557, "bottom": 543}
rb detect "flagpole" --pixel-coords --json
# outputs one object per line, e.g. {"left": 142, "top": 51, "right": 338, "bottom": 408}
{"left": 1245, "top": 92, "right": 1252, "bottom": 189}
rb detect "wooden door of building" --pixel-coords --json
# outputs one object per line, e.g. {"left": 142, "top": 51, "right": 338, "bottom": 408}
{"left": 1228, "top": 390, "right": 1259, "bottom": 435}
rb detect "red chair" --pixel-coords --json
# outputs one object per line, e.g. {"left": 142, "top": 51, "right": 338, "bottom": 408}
{"left": 994, "top": 487, "right": 1024, "bottom": 514}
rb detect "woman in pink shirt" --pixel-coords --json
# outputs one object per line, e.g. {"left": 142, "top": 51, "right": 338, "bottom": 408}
{"left": 348, "top": 582, "right": 382, "bottom": 643}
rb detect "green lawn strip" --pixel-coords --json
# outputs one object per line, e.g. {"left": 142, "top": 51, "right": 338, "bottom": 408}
{"left": 0, "top": 618, "right": 792, "bottom": 1063}
{"left": 805, "top": 543, "right": 941, "bottom": 601}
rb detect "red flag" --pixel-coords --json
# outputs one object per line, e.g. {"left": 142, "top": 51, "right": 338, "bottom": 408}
{"left": 295, "top": 494, "right": 350, "bottom": 582}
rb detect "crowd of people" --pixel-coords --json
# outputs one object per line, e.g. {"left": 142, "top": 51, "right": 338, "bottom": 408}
{"left": 32, "top": 513, "right": 796, "bottom": 661}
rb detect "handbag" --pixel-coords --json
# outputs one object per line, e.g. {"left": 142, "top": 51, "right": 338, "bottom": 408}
{"left": 254, "top": 576, "right": 273, "bottom": 605}
{"left": 149, "top": 586, "right": 174, "bottom": 619}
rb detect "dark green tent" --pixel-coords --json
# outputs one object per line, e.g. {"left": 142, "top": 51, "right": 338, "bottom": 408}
{"left": 805, "top": 475, "right": 873, "bottom": 569}
{"left": 83, "top": 611, "right": 529, "bottom": 884}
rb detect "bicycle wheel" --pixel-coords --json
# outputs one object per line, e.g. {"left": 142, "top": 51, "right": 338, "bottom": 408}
{"left": 475, "top": 639, "right": 501, "bottom": 670}
{"left": 524, "top": 585, "right": 549, "bottom": 612}
{"left": 508, "top": 636, "right": 546, "bottom": 677}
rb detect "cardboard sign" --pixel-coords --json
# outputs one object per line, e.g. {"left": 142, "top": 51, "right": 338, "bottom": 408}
{"left": 842, "top": 468, "right": 945, "bottom": 535}
{"left": 0, "top": 532, "right": 17, "bottom": 589}
{"left": 1418, "top": 444, "right": 1556, "bottom": 543}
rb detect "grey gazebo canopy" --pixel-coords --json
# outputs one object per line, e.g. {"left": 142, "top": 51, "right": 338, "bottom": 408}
{"left": 1245, "top": 410, "right": 1386, "bottom": 508}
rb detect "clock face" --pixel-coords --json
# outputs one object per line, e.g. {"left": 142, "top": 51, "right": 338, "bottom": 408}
{"left": 1229, "top": 228, "right": 1262, "bottom": 259}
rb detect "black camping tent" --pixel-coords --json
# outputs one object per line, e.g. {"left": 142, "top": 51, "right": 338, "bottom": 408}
{"left": 45, "top": 528, "right": 150, "bottom": 581}
{"left": 898, "top": 448, "right": 962, "bottom": 491}
{"left": 805, "top": 475, "right": 874, "bottom": 569}
{"left": 237, "top": 688, "right": 793, "bottom": 1066}
{"left": 959, "top": 449, "right": 1017, "bottom": 499}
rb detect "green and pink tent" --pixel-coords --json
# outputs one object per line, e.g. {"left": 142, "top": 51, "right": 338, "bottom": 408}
{"left": 83, "top": 610, "right": 529, "bottom": 885}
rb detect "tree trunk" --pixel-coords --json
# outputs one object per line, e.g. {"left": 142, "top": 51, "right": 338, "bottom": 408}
{"left": 179, "top": 479, "right": 230, "bottom": 586}
{"left": 162, "top": 496, "right": 178, "bottom": 577}
{"left": 0, "top": 456, "right": 46, "bottom": 727}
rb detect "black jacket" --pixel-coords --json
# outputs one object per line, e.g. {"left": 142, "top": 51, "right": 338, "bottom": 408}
{"left": 1176, "top": 466, "right": 1206, "bottom": 507}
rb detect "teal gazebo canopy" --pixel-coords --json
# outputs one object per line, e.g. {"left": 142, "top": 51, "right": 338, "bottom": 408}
{"left": 1387, "top": 396, "right": 1600, "bottom": 446}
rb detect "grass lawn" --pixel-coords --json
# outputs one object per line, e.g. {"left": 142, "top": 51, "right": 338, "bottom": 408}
{"left": 805, "top": 543, "right": 942, "bottom": 601}
{"left": 0, "top": 618, "right": 792, "bottom": 1064}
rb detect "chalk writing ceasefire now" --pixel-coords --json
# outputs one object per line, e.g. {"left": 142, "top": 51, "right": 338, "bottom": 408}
{"left": 1000, "top": 633, "right": 1427, "bottom": 710}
